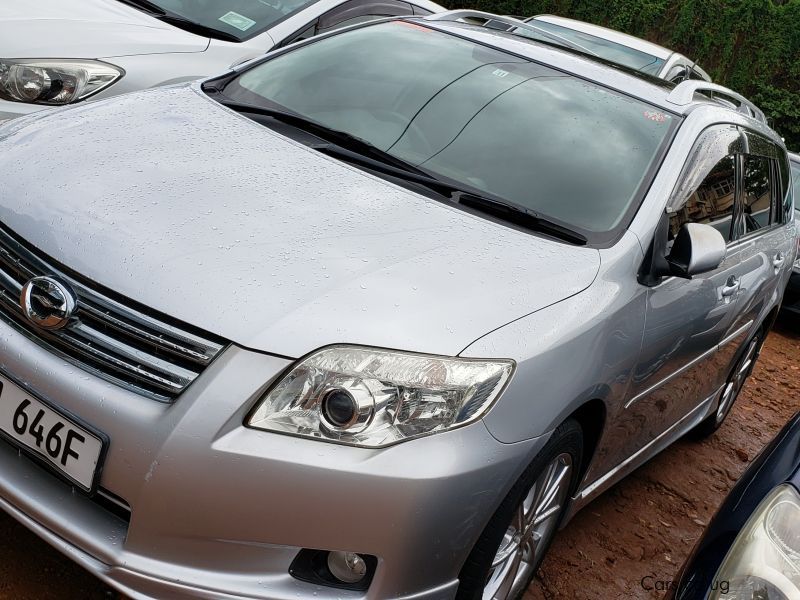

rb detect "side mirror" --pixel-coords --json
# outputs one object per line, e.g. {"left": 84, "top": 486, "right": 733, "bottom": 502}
{"left": 667, "top": 223, "right": 726, "bottom": 278}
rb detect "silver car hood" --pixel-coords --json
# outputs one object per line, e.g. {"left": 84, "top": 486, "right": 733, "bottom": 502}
{"left": 0, "top": 85, "right": 600, "bottom": 358}
{"left": 0, "top": 0, "right": 208, "bottom": 58}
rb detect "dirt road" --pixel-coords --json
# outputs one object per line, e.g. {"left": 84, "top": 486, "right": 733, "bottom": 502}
{"left": 0, "top": 318, "right": 797, "bottom": 600}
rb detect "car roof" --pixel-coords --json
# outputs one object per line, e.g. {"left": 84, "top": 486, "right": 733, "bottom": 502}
{"left": 531, "top": 14, "right": 675, "bottom": 61}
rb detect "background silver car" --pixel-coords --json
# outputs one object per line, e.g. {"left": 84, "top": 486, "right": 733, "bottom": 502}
{"left": 0, "top": 12, "right": 794, "bottom": 600}
{"left": 524, "top": 14, "right": 712, "bottom": 82}
{"left": 0, "top": 0, "right": 443, "bottom": 121}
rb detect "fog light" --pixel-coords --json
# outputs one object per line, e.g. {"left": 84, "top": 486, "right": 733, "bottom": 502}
{"left": 289, "top": 548, "right": 377, "bottom": 591}
{"left": 327, "top": 551, "right": 367, "bottom": 584}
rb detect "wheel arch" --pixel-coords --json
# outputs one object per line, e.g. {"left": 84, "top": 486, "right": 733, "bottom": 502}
{"left": 563, "top": 399, "right": 606, "bottom": 488}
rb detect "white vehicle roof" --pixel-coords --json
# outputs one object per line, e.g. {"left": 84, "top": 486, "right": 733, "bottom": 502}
{"left": 532, "top": 14, "right": 673, "bottom": 60}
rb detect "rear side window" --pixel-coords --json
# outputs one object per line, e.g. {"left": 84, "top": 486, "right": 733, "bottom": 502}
{"left": 741, "top": 155, "right": 773, "bottom": 233}
{"left": 778, "top": 155, "right": 794, "bottom": 220}
{"left": 737, "top": 130, "right": 785, "bottom": 235}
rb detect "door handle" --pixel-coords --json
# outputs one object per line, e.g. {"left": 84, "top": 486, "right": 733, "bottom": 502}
{"left": 721, "top": 276, "right": 740, "bottom": 297}
{"left": 773, "top": 252, "right": 785, "bottom": 269}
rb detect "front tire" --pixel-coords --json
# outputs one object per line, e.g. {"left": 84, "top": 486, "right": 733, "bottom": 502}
{"left": 456, "top": 420, "right": 583, "bottom": 600}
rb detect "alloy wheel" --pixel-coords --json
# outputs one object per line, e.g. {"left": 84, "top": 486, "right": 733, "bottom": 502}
{"left": 717, "top": 336, "right": 760, "bottom": 422}
{"left": 482, "top": 453, "right": 573, "bottom": 600}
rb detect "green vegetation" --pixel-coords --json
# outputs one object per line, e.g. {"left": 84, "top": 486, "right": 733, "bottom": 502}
{"left": 442, "top": 0, "right": 800, "bottom": 150}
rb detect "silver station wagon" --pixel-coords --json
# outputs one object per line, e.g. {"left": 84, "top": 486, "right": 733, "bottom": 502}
{"left": 0, "top": 11, "right": 795, "bottom": 600}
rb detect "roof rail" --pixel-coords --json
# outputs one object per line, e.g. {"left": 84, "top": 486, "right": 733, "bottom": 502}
{"left": 667, "top": 81, "right": 767, "bottom": 124}
{"left": 424, "top": 10, "right": 598, "bottom": 57}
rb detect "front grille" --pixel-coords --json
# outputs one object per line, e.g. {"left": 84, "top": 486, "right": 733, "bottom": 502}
{"left": 0, "top": 226, "right": 226, "bottom": 401}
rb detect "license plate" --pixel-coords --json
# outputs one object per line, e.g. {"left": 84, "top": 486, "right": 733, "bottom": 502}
{"left": 0, "top": 373, "right": 104, "bottom": 492}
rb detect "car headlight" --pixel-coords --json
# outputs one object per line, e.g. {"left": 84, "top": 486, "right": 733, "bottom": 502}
{"left": 246, "top": 345, "right": 514, "bottom": 448}
{"left": 0, "top": 59, "right": 123, "bottom": 105}
{"left": 710, "top": 485, "right": 800, "bottom": 599}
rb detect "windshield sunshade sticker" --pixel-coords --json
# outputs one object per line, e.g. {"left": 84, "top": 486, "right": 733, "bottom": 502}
{"left": 219, "top": 11, "right": 257, "bottom": 31}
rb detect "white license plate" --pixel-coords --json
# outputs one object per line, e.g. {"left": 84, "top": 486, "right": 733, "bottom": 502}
{"left": 0, "top": 374, "right": 104, "bottom": 492}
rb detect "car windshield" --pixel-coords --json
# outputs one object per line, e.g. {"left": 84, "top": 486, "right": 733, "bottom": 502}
{"left": 123, "top": 0, "right": 320, "bottom": 41}
{"left": 521, "top": 19, "right": 665, "bottom": 76}
{"left": 221, "top": 21, "right": 676, "bottom": 237}
{"left": 792, "top": 160, "right": 800, "bottom": 216}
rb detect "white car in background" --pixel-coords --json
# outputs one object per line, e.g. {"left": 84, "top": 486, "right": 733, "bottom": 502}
{"left": 0, "top": 0, "right": 443, "bottom": 122}
{"left": 523, "top": 14, "right": 712, "bottom": 83}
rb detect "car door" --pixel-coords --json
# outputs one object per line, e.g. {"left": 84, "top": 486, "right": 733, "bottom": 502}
{"left": 726, "top": 130, "right": 795, "bottom": 350}
{"left": 613, "top": 125, "right": 748, "bottom": 462}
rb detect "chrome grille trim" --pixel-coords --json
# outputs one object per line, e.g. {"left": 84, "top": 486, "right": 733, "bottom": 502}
{"left": 0, "top": 226, "right": 226, "bottom": 401}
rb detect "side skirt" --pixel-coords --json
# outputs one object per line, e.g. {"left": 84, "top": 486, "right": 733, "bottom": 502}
{"left": 559, "top": 387, "right": 722, "bottom": 526}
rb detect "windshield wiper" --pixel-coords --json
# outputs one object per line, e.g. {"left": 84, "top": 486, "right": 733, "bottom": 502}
{"left": 116, "top": 0, "right": 242, "bottom": 42}
{"left": 454, "top": 193, "right": 588, "bottom": 245}
{"left": 316, "top": 145, "right": 588, "bottom": 246}
{"left": 218, "top": 99, "right": 587, "bottom": 245}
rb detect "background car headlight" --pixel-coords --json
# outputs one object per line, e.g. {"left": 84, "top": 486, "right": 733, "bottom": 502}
{"left": 247, "top": 346, "right": 514, "bottom": 448}
{"left": 0, "top": 59, "right": 123, "bottom": 105}
{"left": 710, "top": 484, "right": 800, "bottom": 599}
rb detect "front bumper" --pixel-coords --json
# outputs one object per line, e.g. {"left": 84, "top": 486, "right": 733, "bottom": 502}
{"left": 0, "top": 318, "right": 542, "bottom": 600}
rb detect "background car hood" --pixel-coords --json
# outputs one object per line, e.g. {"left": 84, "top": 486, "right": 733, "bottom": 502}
{"left": 0, "top": 85, "right": 600, "bottom": 358}
{"left": 0, "top": 0, "right": 208, "bottom": 58}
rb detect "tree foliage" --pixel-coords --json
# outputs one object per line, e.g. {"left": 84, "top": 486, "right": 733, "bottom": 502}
{"left": 441, "top": 0, "right": 800, "bottom": 150}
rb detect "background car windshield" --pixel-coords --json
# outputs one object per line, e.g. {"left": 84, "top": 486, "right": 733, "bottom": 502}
{"left": 792, "top": 161, "right": 800, "bottom": 214}
{"left": 523, "top": 19, "right": 665, "bottom": 75}
{"left": 138, "top": 0, "right": 319, "bottom": 40}
{"left": 224, "top": 22, "right": 675, "bottom": 234}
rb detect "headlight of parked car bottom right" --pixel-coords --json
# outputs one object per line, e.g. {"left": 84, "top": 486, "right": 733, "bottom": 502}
{"left": 711, "top": 485, "right": 800, "bottom": 599}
